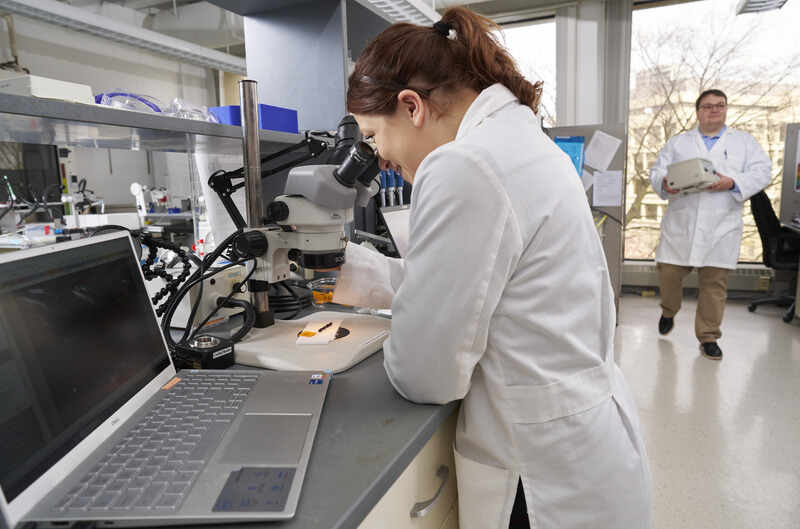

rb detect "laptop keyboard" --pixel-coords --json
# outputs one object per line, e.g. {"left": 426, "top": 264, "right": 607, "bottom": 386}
{"left": 53, "top": 373, "right": 259, "bottom": 513}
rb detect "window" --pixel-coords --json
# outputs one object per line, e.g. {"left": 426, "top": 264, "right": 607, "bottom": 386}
{"left": 624, "top": 0, "right": 800, "bottom": 262}
{"left": 499, "top": 19, "right": 556, "bottom": 127}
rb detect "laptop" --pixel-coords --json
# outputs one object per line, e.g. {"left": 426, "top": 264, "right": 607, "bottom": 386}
{"left": 666, "top": 157, "right": 719, "bottom": 193}
{"left": 379, "top": 205, "right": 410, "bottom": 258}
{"left": 0, "top": 232, "right": 329, "bottom": 528}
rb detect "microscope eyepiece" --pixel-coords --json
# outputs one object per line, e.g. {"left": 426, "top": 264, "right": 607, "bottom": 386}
{"left": 356, "top": 153, "right": 380, "bottom": 187}
{"left": 333, "top": 141, "right": 377, "bottom": 188}
{"left": 329, "top": 115, "right": 361, "bottom": 164}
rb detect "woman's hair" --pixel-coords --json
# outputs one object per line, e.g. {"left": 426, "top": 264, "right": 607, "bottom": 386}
{"left": 346, "top": 6, "right": 543, "bottom": 116}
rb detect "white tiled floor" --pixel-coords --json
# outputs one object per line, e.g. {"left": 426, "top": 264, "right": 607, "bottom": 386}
{"left": 616, "top": 294, "right": 800, "bottom": 529}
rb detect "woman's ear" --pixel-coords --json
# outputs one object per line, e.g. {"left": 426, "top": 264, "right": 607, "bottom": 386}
{"left": 397, "top": 89, "right": 425, "bottom": 128}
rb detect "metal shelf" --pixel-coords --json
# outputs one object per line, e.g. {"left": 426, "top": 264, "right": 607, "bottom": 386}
{"left": 0, "top": 0, "right": 246, "bottom": 74}
{"left": 0, "top": 93, "right": 302, "bottom": 155}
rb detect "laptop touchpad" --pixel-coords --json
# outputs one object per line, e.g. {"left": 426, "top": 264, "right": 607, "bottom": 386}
{"left": 220, "top": 414, "right": 311, "bottom": 465}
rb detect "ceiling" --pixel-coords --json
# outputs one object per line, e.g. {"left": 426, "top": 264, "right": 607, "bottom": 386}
{"left": 65, "top": 0, "right": 198, "bottom": 10}
{"left": 46, "top": 0, "right": 772, "bottom": 64}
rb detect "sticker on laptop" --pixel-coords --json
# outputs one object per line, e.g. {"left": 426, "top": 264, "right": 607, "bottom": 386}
{"left": 309, "top": 374, "right": 324, "bottom": 385}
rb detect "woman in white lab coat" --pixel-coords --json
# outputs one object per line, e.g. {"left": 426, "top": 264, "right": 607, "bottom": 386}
{"left": 334, "top": 7, "right": 652, "bottom": 529}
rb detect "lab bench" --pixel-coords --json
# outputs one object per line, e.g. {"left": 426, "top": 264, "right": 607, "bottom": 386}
{"left": 179, "top": 351, "right": 459, "bottom": 529}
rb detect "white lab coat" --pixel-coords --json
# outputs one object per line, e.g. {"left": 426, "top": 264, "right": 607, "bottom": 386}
{"left": 649, "top": 127, "right": 771, "bottom": 269}
{"left": 334, "top": 84, "right": 652, "bottom": 529}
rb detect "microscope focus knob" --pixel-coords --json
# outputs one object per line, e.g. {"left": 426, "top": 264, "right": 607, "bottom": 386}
{"left": 266, "top": 201, "right": 290, "bottom": 222}
{"left": 234, "top": 231, "right": 268, "bottom": 258}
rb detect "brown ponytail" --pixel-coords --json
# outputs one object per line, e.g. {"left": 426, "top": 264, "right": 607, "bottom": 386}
{"left": 347, "top": 6, "right": 543, "bottom": 116}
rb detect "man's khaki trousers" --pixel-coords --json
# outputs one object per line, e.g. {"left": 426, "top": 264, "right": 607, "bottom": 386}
{"left": 657, "top": 263, "right": 730, "bottom": 343}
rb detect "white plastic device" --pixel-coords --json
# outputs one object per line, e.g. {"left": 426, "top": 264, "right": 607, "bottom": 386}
{"left": 666, "top": 158, "right": 719, "bottom": 194}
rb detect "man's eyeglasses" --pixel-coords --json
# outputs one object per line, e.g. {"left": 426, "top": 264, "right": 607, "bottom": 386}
{"left": 699, "top": 103, "right": 726, "bottom": 111}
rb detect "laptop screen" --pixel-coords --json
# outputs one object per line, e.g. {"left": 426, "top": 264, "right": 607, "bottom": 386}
{"left": 0, "top": 235, "right": 171, "bottom": 503}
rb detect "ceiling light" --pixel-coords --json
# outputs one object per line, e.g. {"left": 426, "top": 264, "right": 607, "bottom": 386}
{"left": 362, "top": 0, "right": 439, "bottom": 25}
{"left": 735, "top": 0, "right": 789, "bottom": 14}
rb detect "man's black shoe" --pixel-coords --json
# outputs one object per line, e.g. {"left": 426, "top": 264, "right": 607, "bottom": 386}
{"left": 658, "top": 315, "right": 674, "bottom": 335}
{"left": 700, "top": 342, "right": 723, "bottom": 360}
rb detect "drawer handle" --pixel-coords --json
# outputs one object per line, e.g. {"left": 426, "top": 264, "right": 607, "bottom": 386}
{"left": 410, "top": 465, "right": 450, "bottom": 518}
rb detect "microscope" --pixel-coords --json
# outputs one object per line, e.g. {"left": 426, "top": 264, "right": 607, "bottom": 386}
{"left": 208, "top": 116, "right": 377, "bottom": 313}
{"left": 196, "top": 87, "right": 390, "bottom": 372}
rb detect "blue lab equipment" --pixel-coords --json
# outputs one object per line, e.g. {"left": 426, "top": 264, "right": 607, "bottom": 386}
{"left": 379, "top": 170, "right": 388, "bottom": 207}
{"left": 209, "top": 104, "right": 299, "bottom": 134}
{"left": 393, "top": 170, "right": 404, "bottom": 206}
{"left": 94, "top": 92, "right": 162, "bottom": 113}
{"left": 387, "top": 169, "right": 396, "bottom": 207}
{"left": 553, "top": 136, "right": 585, "bottom": 177}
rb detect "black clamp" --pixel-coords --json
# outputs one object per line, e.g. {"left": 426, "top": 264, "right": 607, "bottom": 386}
{"left": 207, "top": 134, "right": 328, "bottom": 231}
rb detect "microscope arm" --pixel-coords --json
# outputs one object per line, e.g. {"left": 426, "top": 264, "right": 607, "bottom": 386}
{"left": 260, "top": 137, "right": 328, "bottom": 178}
{"left": 207, "top": 135, "right": 329, "bottom": 231}
{"left": 207, "top": 170, "right": 248, "bottom": 231}
{"left": 224, "top": 137, "right": 329, "bottom": 179}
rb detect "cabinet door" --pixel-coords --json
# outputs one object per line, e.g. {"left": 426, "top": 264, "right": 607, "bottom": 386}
{"left": 358, "top": 409, "right": 459, "bottom": 529}
{"left": 438, "top": 506, "right": 459, "bottom": 529}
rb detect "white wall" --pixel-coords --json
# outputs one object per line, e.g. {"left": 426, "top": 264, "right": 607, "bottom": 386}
{"left": 71, "top": 149, "right": 148, "bottom": 206}
{"left": 0, "top": 14, "right": 216, "bottom": 206}
{"left": 69, "top": 149, "right": 193, "bottom": 208}
{"left": 556, "top": 1, "right": 604, "bottom": 126}
{"left": 554, "top": 0, "right": 633, "bottom": 127}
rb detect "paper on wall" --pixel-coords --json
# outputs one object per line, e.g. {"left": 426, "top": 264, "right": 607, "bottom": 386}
{"left": 380, "top": 206, "right": 410, "bottom": 257}
{"left": 581, "top": 169, "right": 594, "bottom": 191}
{"left": 592, "top": 170, "right": 623, "bottom": 207}
{"left": 585, "top": 130, "right": 622, "bottom": 171}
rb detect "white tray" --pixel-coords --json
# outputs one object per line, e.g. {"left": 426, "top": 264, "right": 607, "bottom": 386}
{"left": 235, "top": 310, "right": 390, "bottom": 373}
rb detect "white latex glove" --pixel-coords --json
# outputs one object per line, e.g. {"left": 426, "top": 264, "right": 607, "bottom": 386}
{"left": 332, "top": 242, "right": 396, "bottom": 309}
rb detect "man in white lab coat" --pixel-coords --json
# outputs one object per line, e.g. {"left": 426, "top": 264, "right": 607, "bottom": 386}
{"left": 337, "top": 7, "right": 652, "bottom": 529}
{"left": 649, "top": 89, "right": 771, "bottom": 360}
